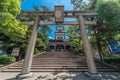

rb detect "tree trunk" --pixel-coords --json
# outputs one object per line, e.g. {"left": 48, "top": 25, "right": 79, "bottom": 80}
{"left": 94, "top": 30, "right": 104, "bottom": 62}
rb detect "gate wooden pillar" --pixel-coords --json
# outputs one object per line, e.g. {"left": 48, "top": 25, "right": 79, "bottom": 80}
{"left": 78, "top": 15, "right": 97, "bottom": 73}
{"left": 17, "top": 15, "right": 40, "bottom": 79}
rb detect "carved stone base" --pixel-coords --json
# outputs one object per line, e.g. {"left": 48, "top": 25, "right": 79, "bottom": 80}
{"left": 84, "top": 72, "right": 102, "bottom": 80}
{"left": 16, "top": 72, "right": 33, "bottom": 79}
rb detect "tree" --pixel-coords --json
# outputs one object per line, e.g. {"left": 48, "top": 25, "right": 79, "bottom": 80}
{"left": 33, "top": 5, "right": 52, "bottom": 50}
{"left": 0, "top": 0, "right": 27, "bottom": 42}
{"left": 92, "top": 0, "right": 120, "bottom": 60}
{"left": 71, "top": 0, "right": 90, "bottom": 10}
{"left": 0, "top": 0, "right": 28, "bottom": 57}
{"left": 96, "top": 1, "right": 120, "bottom": 31}
{"left": 66, "top": 25, "right": 83, "bottom": 53}
{"left": 15, "top": 5, "right": 52, "bottom": 59}
{"left": 95, "top": 0, "right": 120, "bottom": 11}
{"left": 71, "top": 0, "right": 98, "bottom": 10}
{"left": 71, "top": 0, "right": 120, "bottom": 60}
{"left": 95, "top": 0, "right": 120, "bottom": 47}
{"left": 66, "top": 25, "right": 79, "bottom": 40}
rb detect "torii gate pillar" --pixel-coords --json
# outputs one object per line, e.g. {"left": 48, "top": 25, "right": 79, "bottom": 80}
{"left": 16, "top": 15, "right": 40, "bottom": 79}
{"left": 78, "top": 15, "right": 97, "bottom": 73}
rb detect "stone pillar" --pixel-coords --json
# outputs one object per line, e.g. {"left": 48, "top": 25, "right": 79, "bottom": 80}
{"left": 78, "top": 15, "right": 97, "bottom": 73}
{"left": 17, "top": 15, "right": 40, "bottom": 79}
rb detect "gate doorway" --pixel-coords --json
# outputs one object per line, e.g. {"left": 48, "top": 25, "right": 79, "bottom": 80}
{"left": 66, "top": 45, "right": 71, "bottom": 51}
{"left": 56, "top": 44, "right": 64, "bottom": 51}
{"left": 49, "top": 45, "right": 55, "bottom": 51}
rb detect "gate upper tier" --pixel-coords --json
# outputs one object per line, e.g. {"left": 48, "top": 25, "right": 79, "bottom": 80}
{"left": 21, "top": 6, "right": 97, "bottom": 25}
{"left": 21, "top": 10, "right": 97, "bottom": 18}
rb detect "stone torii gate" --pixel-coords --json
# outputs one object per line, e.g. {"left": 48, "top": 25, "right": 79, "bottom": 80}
{"left": 17, "top": 6, "right": 98, "bottom": 79}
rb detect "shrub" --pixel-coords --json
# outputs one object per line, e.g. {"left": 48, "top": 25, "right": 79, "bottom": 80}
{"left": 0, "top": 55, "right": 16, "bottom": 65}
{"left": 104, "top": 57, "right": 120, "bottom": 64}
{"left": 34, "top": 48, "right": 40, "bottom": 55}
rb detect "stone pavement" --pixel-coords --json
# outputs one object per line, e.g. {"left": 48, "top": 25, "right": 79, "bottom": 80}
{"left": 0, "top": 72, "right": 120, "bottom": 80}
{"left": 0, "top": 72, "right": 90, "bottom": 80}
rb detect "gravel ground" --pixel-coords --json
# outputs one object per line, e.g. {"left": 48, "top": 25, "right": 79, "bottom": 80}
{"left": 0, "top": 72, "right": 91, "bottom": 80}
{"left": 0, "top": 72, "right": 120, "bottom": 80}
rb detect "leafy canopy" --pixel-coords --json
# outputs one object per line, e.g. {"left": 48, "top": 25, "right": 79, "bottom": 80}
{"left": 66, "top": 25, "right": 79, "bottom": 40}
{"left": 95, "top": 0, "right": 120, "bottom": 11}
{"left": 96, "top": 0, "right": 120, "bottom": 35}
{"left": 0, "top": 0, "right": 27, "bottom": 41}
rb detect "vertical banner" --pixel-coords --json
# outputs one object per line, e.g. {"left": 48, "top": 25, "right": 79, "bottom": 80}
{"left": 55, "top": 6, "right": 64, "bottom": 23}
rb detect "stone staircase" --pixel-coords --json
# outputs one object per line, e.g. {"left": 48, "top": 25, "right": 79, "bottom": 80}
{"left": 0, "top": 51, "right": 119, "bottom": 73}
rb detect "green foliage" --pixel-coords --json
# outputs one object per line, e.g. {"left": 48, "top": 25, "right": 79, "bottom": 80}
{"left": 34, "top": 48, "right": 40, "bottom": 55}
{"left": 104, "top": 56, "right": 120, "bottom": 64}
{"left": 71, "top": 0, "right": 83, "bottom": 10}
{"left": 71, "top": 0, "right": 98, "bottom": 10}
{"left": 36, "top": 38, "right": 46, "bottom": 50}
{"left": 71, "top": 0, "right": 89, "bottom": 10}
{"left": 15, "top": 6, "right": 51, "bottom": 58}
{"left": 114, "top": 34, "right": 120, "bottom": 40}
{"left": 0, "top": 55, "right": 16, "bottom": 65}
{"left": 89, "top": 33, "right": 97, "bottom": 47}
{"left": 71, "top": 38, "right": 83, "bottom": 53}
{"left": 32, "top": 5, "right": 51, "bottom": 51}
{"left": 0, "top": 0, "right": 28, "bottom": 41}
{"left": 96, "top": 1, "right": 120, "bottom": 31}
{"left": 66, "top": 25, "right": 79, "bottom": 40}
{"left": 95, "top": 0, "right": 120, "bottom": 11}
{"left": 94, "top": 0, "right": 120, "bottom": 50}
{"left": 39, "top": 26, "right": 51, "bottom": 46}
{"left": 87, "top": 0, "right": 97, "bottom": 9}
{"left": 71, "top": 0, "right": 120, "bottom": 58}
{"left": 0, "top": 0, "right": 21, "bottom": 15}
{"left": 33, "top": 5, "right": 49, "bottom": 11}
{"left": 66, "top": 25, "right": 83, "bottom": 53}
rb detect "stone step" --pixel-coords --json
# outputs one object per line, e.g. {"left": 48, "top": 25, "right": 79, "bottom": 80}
{"left": 18, "top": 62, "right": 87, "bottom": 64}
{"left": 33, "top": 58, "right": 86, "bottom": 61}
{"left": 31, "top": 59, "right": 95, "bottom": 62}
{"left": 30, "top": 62, "right": 86, "bottom": 64}
{"left": 2, "top": 68, "right": 118, "bottom": 72}
{"left": 32, "top": 60, "right": 86, "bottom": 62}
{"left": 20, "top": 64, "right": 87, "bottom": 66}
{"left": 32, "top": 61, "right": 85, "bottom": 63}
{"left": 14, "top": 65, "right": 110, "bottom": 69}
{"left": 8, "top": 66, "right": 112, "bottom": 69}
{"left": 13, "top": 65, "right": 87, "bottom": 67}
{"left": 16, "top": 63, "right": 108, "bottom": 67}
{"left": 15, "top": 62, "right": 114, "bottom": 69}
{"left": 2, "top": 68, "right": 88, "bottom": 72}
{"left": 34, "top": 57, "right": 83, "bottom": 58}
{"left": 34, "top": 54, "right": 83, "bottom": 57}
{"left": 32, "top": 61, "right": 86, "bottom": 63}
{"left": 1, "top": 51, "right": 118, "bottom": 73}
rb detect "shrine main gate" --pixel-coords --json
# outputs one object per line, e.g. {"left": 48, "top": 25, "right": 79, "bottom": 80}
{"left": 17, "top": 6, "right": 98, "bottom": 79}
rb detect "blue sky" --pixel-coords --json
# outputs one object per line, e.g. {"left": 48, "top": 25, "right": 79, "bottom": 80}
{"left": 21, "top": 0, "right": 74, "bottom": 10}
{"left": 21, "top": 0, "right": 74, "bottom": 39}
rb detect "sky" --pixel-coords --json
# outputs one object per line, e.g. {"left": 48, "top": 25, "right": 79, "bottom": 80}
{"left": 21, "top": 0, "right": 74, "bottom": 10}
{"left": 21, "top": 0, "right": 74, "bottom": 39}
